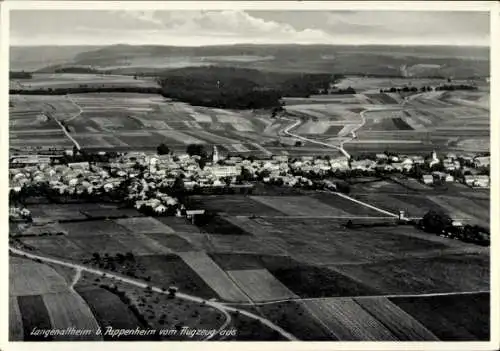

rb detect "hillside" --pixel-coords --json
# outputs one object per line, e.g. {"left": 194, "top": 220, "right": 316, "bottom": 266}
{"left": 11, "top": 44, "right": 490, "bottom": 78}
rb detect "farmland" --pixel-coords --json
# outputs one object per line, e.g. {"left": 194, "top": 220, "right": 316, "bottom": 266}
{"left": 9, "top": 73, "right": 159, "bottom": 90}
{"left": 9, "top": 256, "right": 102, "bottom": 341}
{"left": 8, "top": 42, "right": 490, "bottom": 341}
{"left": 10, "top": 186, "right": 489, "bottom": 340}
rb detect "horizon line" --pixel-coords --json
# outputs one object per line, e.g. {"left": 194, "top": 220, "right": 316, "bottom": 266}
{"left": 10, "top": 43, "right": 490, "bottom": 48}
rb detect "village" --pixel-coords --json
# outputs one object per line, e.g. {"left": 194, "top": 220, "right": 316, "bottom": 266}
{"left": 9, "top": 145, "right": 490, "bottom": 221}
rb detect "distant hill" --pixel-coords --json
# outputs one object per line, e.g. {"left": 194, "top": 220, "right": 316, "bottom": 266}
{"left": 10, "top": 44, "right": 490, "bottom": 78}
{"left": 10, "top": 46, "right": 103, "bottom": 71}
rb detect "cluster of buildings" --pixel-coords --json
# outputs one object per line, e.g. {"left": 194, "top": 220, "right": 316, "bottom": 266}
{"left": 349, "top": 151, "right": 489, "bottom": 188}
{"left": 9, "top": 146, "right": 490, "bottom": 217}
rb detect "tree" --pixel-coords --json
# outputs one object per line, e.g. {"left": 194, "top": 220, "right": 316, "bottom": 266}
{"left": 198, "top": 157, "right": 207, "bottom": 170}
{"left": 295, "top": 141, "right": 303, "bottom": 147}
{"left": 157, "top": 143, "right": 170, "bottom": 155}
{"left": 186, "top": 144, "right": 206, "bottom": 157}
{"left": 422, "top": 210, "right": 452, "bottom": 234}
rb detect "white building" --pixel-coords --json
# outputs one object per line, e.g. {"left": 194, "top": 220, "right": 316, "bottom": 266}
{"left": 422, "top": 175, "right": 434, "bottom": 185}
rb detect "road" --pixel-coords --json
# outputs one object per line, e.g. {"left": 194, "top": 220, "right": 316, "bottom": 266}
{"left": 65, "top": 95, "right": 84, "bottom": 123}
{"left": 53, "top": 117, "right": 82, "bottom": 151}
{"left": 281, "top": 93, "right": 424, "bottom": 159}
{"left": 9, "top": 247, "right": 298, "bottom": 341}
{"left": 222, "top": 289, "right": 489, "bottom": 307}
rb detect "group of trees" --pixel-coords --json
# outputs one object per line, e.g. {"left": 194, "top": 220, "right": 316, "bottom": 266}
{"left": 9, "top": 86, "right": 162, "bottom": 95}
{"left": 435, "top": 84, "right": 478, "bottom": 91}
{"left": 10, "top": 71, "right": 33, "bottom": 79}
{"left": 420, "top": 210, "right": 489, "bottom": 246}
{"left": 157, "top": 66, "right": 340, "bottom": 110}
{"left": 380, "top": 86, "right": 420, "bottom": 93}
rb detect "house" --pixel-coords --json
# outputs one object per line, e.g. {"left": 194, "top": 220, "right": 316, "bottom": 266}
{"left": 272, "top": 155, "right": 289, "bottom": 162}
{"left": 474, "top": 156, "right": 490, "bottom": 168}
{"left": 474, "top": 175, "right": 490, "bottom": 188}
{"left": 351, "top": 159, "right": 376, "bottom": 170}
{"left": 464, "top": 175, "right": 479, "bottom": 187}
{"left": 376, "top": 153, "right": 388, "bottom": 161}
{"left": 401, "top": 158, "right": 413, "bottom": 166}
{"left": 68, "top": 162, "right": 90, "bottom": 170}
{"left": 391, "top": 163, "right": 404, "bottom": 171}
{"left": 422, "top": 175, "right": 434, "bottom": 185}
{"left": 432, "top": 171, "right": 447, "bottom": 180}
{"left": 445, "top": 174, "right": 455, "bottom": 182}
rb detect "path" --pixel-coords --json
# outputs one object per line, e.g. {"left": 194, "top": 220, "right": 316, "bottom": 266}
{"left": 9, "top": 247, "right": 297, "bottom": 341}
{"left": 65, "top": 95, "right": 84, "bottom": 123}
{"left": 281, "top": 92, "right": 426, "bottom": 159}
{"left": 222, "top": 289, "right": 489, "bottom": 307}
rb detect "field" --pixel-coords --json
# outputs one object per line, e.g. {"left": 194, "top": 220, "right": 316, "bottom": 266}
{"left": 280, "top": 79, "right": 489, "bottom": 155}
{"left": 301, "top": 298, "right": 398, "bottom": 340}
{"left": 10, "top": 73, "right": 489, "bottom": 156}
{"left": 10, "top": 73, "right": 159, "bottom": 90}
{"left": 227, "top": 269, "right": 298, "bottom": 302}
{"left": 390, "top": 292, "right": 490, "bottom": 340}
{"left": 9, "top": 256, "right": 102, "bottom": 341}
{"left": 178, "top": 251, "right": 249, "bottom": 302}
{"left": 11, "top": 188, "right": 490, "bottom": 340}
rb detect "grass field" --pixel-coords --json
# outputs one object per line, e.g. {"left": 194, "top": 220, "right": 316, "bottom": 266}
{"left": 301, "top": 298, "right": 398, "bottom": 340}
{"left": 16, "top": 295, "right": 55, "bottom": 341}
{"left": 43, "top": 291, "right": 101, "bottom": 340}
{"left": 10, "top": 259, "right": 69, "bottom": 296}
{"left": 9, "top": 296, "right": 24, "bottom": 341}
{"left": 330, "top": 253, "right": 489, "bottom": 295}
{"left": 178, "top": 251, "right": 249, "bottom": 302}
{"left": 249, "top": 195, "right": 351, "bottom": 217}
{"left": 257, "top": 301, "right": 334, "bottom": 340}
{"left": 10, "top": 73, "right": 159, "bottom": 90}
{"left": 115, "top": 217, "right": 175, "bottom": 234}
{"left": 227, "top": 269, "right": 298, "bottom": 302}
{"left": 354, "top": 297, "right": 439, "bottom": 341}
{"left": 76, "top": 286, "right": 149, "bottom": 340}
{"left": 390, "top": 292, "right": 490, "bottom": 341}
{"left": 188, "top": 195, "right": 285, "bottom": 216}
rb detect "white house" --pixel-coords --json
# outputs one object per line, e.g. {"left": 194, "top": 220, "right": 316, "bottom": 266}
{"left": 445, "top": 174, "right": 455, "bottom": 182}
{"left": 422, "top": 175, "right": 434, "bottom": 185}
{"left": 474, "top": 156, "right": 490, "bottom": 168}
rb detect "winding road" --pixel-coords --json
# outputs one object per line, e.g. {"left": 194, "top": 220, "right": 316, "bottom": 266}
{"left": 9, "top": 247, "right": 298, "bottom": 341}
{"left": 281, "top": 93, "right": 421, "bottom": 159}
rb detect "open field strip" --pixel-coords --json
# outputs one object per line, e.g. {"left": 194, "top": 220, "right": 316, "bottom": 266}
{"left": 354, "top": 297, "right": 449, "bottom": 340}
{"left": 115, "top": 217, "right": 175, "bottom": 234}
{"left": 178, "top": 252, "right": 250, "bottom": 302}
{"left": 301, "top": 298, "right": 398, "bottom": 340}
{"left": 250, "top": 196, "right": 351, "bottom": 217}
{"left": 154, "top": 130, "right": 207, "bottom": 145}
{"left": 43, "top": 292, "right": 102, "bottom": 340}
{"left": 10, "top": 261, "right": 70, "bottom": 296}
{"left": 111, "top": 234, "right": 173, "bottom": 255}
{"left": 227, "top": 269, "right": 299, "bottom": 302}
{"left": 10, "top": 247, "right": 298, "bottom": 340}
{"left": 9, "top": 296, "right": 24, "bottom": 341}
{"left": 223, "top": 290, "right": 490, "bottom": 307}
{"left": 331, "top": 192, "right": 399, "bottom": 217}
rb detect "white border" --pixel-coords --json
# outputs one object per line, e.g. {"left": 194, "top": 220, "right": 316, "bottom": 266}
{"left": 1, "top": 2, "right": 498, "bottom": 351}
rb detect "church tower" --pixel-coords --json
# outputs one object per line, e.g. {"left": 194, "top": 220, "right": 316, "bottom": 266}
{"left": 212, "top": 145, "right": 219, "bottom": 163}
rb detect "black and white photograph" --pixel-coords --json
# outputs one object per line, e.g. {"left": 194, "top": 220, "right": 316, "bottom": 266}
{"left": 3, "top": 1, "right": 497, "bottom": 348}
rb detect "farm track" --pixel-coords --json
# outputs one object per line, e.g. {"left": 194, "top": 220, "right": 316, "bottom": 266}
{"left": 222, "top": 290, "right": 490, "bottom": 307}
{"left": 9, "top": 247, "right": 298, "bottom": 341}
{"left": 64, "top": 95, "right": 84, "bottom": 123}
{"left": 281, "top": 93, "right": 426, "bottom": 159}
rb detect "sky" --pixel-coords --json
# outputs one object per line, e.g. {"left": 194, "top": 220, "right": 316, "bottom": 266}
{"left": 10, "top": 10, "right": 490, "bottom": 47}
